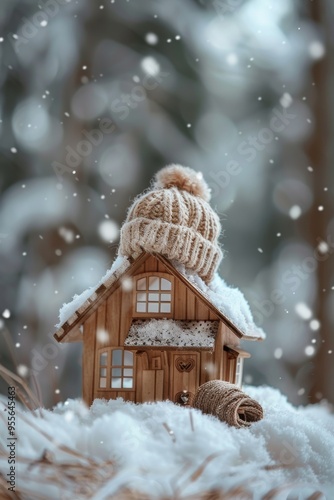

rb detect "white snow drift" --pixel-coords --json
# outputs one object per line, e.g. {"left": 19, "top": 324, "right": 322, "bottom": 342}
{"left": 0, "top": 386, "right": 333, "bottom": 499}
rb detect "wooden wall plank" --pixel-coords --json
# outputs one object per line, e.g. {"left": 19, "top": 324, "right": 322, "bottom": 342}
{"left": 135, "top": 263, "right": 146, "bottom": 275}
{"left": 157, "top": 260, "right": 168, "bottom": 272}
{"left": 144, "top": 255, "right": 159, "bottom": 272}
{"left": 135, "top": 351, "right": 149, "bottom": 402}
{"left": 95, "top": 301, "right": 107, "bottom": 349}
{"left": 96, "top": 391, "right": 117, "bottom": 399}
{"left": 82, "top": 311, "right": 97, "bottom": 406}
{"left": 222, "top": 349, "right": 237, "bottom": 383}
{"left": 142, "top": 370, "right": 155, "bottom": 402}
{"left": 186, "top": 289, "right": 196, "bottom": 319}
{"left": 117, "top": 391, "right": 135, "bottom": 402}
{"left": 209, "top": 310, "right": 219, "bottom": 320}
{"left": 174, "top": 280, "right": 187, "bottom": 319}
{"left": 155, "top": 370, "right": 164, "bottom": 401}
{"left": 214, "top": 322, "right": 224, "bottom": 379}
{"left": 195, "top": 297, "right": 210, "bottom": 320}
{"left": 200, "top": 351, "right": 215, "bottom": 385}
{"left": 222, "top": 323, "right": 240, "bottom": 348}
{"left": 106, "top": 288, "right": 121, "bottom": 346}
{"left": 119, "top": 288, "right": 133, "bottom": 345}
{"left": 163, "top": 351, "right": 169, "bottom": 400}
{"left": 127, "top": 392, "right": 136, "bottom": 402}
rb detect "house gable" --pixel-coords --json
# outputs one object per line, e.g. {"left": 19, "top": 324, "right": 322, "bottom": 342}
{"left": 54, "top": 251, "right": 147, "bottom": 343}
{"left": 55, "top": 251, "right": 256, "bottom": 346}
{"left": 95, "top": 253, "right": 225, "bottom": 351}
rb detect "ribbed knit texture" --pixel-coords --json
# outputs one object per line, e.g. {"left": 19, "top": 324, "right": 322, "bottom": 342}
{"left": 193, "top": 380, "right": 264, "bottom": 428}
{"left": 119, "top": 185, "right": 222, "bottom": 283}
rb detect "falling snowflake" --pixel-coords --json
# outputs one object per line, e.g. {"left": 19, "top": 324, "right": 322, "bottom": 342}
{"left": 317, "top": 241, "right": 329, "bottom": 254}
{"left": 309, "top": 40, "right": 325, "bottom": 60}
{"left": 305, "top": 345, "right": 315, "bottom": 357}
{"left": 289, "top": 205, "right": 302, "bottom": 219}
{"left": 97, "top": 329, "right": 109, "bottom": 343}
{"left": 226, "top": 53, "right": 238, "bottom": 65}
{"left": 274, "top": 348, "right": 283, "bottom": 359}
{"left": 145, "top": 33, "right": 158, "bottom": 45}
{"left": 17, "top": 364, "right": 29, "bottom": 378}
{"left": 280, "top": 92, "right": 293, "bottom": 108}
{"left": 295, "top": 302, "right": 312, "bottom": 320}
{"left": 310, "top": 319, "right": 320, "bottom": 331}
{"left": 98, "top": 220, "right": 119, "bottom": 242}
{"left": 141, "top": 56, "right": 160, "bottom": 76}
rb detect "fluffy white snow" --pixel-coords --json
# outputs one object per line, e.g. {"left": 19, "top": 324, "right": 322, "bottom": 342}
{"left": 172, "top": 261, "right": 266, "bottom": 339}
{"left": 57, "top": 254, "right": 265, "bottom": 340}
{"left": 0, "top": 386, "right": 333, "bottom": 499}
{"left": 125, "top": 319, "right": 218, "bottom": 347}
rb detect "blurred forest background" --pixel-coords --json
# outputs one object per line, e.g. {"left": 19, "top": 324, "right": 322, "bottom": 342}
{"left": 0, "top": 0, "right": 333, "bottom": 408}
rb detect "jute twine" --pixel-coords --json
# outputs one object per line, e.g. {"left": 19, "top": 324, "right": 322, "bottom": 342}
{"left": 193, "top": 380, "right": 264, "bottom": 428}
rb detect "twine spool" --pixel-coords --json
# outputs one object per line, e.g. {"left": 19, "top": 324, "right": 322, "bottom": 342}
{"left": 193, "top": 380, "right": 263, "bottom": 428}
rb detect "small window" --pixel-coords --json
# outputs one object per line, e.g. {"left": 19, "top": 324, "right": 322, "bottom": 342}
{"left": 99, "top": 353, "right": 108, "bottom": 388}
{"left": 98, "top": 349, "right": 135, "bottom": 390}
{"left": 134, "top": 275, "right": 173, "bottom": 315}
{"left": 235, "top": 357, "right": 244, "bottom": 387}
{"left": 111, "top": 349, "right": 134, "bottom": 389}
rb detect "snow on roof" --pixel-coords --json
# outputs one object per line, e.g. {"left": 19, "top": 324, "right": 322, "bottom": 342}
{"left": 56, "top": 252, "right": 265, "bottom": 341}
{"left": 125, "top": 319, "right": 219, "bottom": 348}
{"left": 171, "top": 260, "right": 266, "bottom": 340}
{"left": 56, "top": 255, "right": 128, "bottom": 328}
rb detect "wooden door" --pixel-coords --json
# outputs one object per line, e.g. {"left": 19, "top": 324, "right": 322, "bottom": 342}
{"left": 170, "top": 352, "right": 199, "bottom": 405}
{"left": 142, "top": 370, "right": 164, "bottom": 402}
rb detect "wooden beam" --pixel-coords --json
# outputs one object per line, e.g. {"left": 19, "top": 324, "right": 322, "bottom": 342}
{"left": 82, "top": 311, "right": 97, "bottom": 406}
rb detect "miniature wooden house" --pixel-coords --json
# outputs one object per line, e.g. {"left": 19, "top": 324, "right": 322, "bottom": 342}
{"left": 54, "top": 251, "right": 262, "bottom": 407}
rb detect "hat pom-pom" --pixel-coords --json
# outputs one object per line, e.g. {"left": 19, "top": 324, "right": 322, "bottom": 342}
{"left": 153, "top": 164, "right": 211, "bottom": 202}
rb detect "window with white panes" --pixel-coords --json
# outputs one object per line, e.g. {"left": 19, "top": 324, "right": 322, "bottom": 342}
{"left": 135, "top": 275, "right": 173, "bottom": 315}
{"left": 99, "top": 351, "right": 108, "bottom": 388}
{"left": 235, "top": 357, "right": 244, "bottom": 387}
{"left": 98, "top": 349, "right": 134, "bottom": 390}
{"left": 111, "top": 349, "right": 134, "bottom": 389}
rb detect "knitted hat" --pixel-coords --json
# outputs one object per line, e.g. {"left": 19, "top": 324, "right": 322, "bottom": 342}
{"left": 119, "top": 164, "right": 222, "bottom": 283}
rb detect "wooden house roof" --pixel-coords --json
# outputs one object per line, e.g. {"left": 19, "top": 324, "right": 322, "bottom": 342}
{"left": 54, "top": 251, "right": 264, "bottom": 343}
